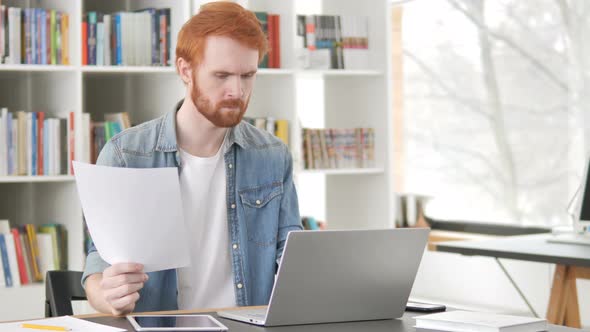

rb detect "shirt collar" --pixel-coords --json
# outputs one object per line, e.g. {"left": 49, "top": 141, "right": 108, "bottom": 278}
{"left": 155, "top": 100, "right": 249, "bottom": 152}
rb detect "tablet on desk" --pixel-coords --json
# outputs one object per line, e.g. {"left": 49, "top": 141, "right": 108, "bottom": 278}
{"left": 126, "top": 314, "right": 228, "bottom": 331}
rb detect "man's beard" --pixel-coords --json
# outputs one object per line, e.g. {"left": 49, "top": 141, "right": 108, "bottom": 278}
{"left": 191, "top": 75, "right": 249, "bottom": 128}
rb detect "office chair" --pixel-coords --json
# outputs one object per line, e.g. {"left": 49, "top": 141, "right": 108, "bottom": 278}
{"left": 45, "top": 271, "right": 87, "bottom": 317}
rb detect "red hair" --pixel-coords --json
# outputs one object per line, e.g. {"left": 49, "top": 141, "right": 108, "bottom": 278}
{"left": 175, "top": 1, "right": 268, "bottom": 71}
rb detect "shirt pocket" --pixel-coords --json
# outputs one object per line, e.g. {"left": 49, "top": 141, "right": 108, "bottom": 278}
{"left": 239, "top": 181, "right": 283, "bottom": 247}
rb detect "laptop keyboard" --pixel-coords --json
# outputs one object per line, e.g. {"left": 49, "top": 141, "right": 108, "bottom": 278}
{"left": 238, "top": 309, "right": 266, "bottom": 318}
{"left": 247, "top": 313, "right": 266, "bottom": 318}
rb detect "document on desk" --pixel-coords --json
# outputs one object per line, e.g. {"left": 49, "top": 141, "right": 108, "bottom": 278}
{"left": 0, "top": 316, "right": 126, "bottom": 332}
{"left": 73, "top": 161, "right": 190, "bottom": 272}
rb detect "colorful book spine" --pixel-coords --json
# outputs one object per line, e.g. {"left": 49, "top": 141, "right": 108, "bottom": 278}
{"left": 68, "top": 112, "right": 74, "bottom": 175}
{"left": 61, "top": 12, "right": 69, "bottom": 65}
{"left": 6, "top": 112, "right": 13, "bottom": 175}
{"left": 81, "top": 16, "right": 87, "bottom": 65}
{"left": 24, "top": 8, "right": 32, "bottom": 64}
{"left": 37, "top": 111, "right": 44, "bottom": 175}
{"left": 11, "top": 228, "right": 28, "bottom": 284}
{"left": 40, "top": 9, "right": 47, "bottom": 65}
{"left": 254, "top": 12, "right": 268, "bottom": 68}
{"left": 50, "top": 10, "right": 56, "bottom": 65}
{"left": 25, "top": 224, "right": 43, "bottom": 282}
{"left": 31, "top": 8, "right": 37, "bottom": 64}
{"left": 87, "top": 12, "right": 96, "bottom": 65}
{"left": 31, "top": 112, "right": 37, "bottom": 175}
{"left": 114, "top": 13, "right": 121, "bottom": 65}
{"left": 0, "top": 233, "right": 13, "bottom": 287}
{"left": 96, "top": 19, "right": 103, "bottom": 66}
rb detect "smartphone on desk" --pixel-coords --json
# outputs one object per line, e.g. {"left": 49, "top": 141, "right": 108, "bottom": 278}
{"left": 406, "top": 301, "right": 446, "bottom": 313}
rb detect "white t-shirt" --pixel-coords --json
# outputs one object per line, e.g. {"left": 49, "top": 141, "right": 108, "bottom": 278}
{"left": 177, "top": 138, "right": 236, "bottom": 310}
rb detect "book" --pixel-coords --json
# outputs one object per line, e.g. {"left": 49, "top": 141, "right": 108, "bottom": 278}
{"left": 0, "top": 233, "right": 13, "bottom": 286}
{"left": 0, "top": 235, "right": 4, "bottom": 287}
{"left": 19, "top": 231, "right": 34, "bottom": 283}
{"left": 61, "top": 12, "right": 69, "bottom": 65}
{"left": 275, "top": 120, "right": 288, "bottom": 146}
{"left": 4, "top": 233, "right": 20, "bottom": 286}
{"left": 11, "top": 228, "right": 28, "bottom": 284}
{"left": 37, "top": 233, "right": 55, "bottom": 278}
{"left": 25, "top": 224, "right": 43, "bottom": 281}
{"left": 0, "top": 219, "right": 8, "bottom": 233}
{"left": 254, "top": 12, "right": 268, "bottom": 68}
{"left": 414, "top": 310, "right": 547, "bottom": 332}
{"left": 81, "top": 15, "right": 87, "bottom": 65}
{"left": 38, "top": 224, "right": 60, "bottom": 271}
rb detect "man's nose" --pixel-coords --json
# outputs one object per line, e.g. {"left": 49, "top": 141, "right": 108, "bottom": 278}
{"left": 226, "top": 76, "right": 244, "bottom": 99}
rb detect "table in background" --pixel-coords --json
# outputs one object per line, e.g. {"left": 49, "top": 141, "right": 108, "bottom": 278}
{"left": 434, "top": 233, "right": 590, "bottom": 328}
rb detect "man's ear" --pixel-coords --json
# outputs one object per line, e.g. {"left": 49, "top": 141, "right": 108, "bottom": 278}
{"left": 176, "top": 57, "right": 192, "bottom": 85}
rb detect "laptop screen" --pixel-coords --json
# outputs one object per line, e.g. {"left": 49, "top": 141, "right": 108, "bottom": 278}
{"left": 580, "top": 159, "right": 590, "bottom": 224}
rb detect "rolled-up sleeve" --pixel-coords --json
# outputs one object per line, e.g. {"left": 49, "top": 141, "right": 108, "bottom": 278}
{"left": 81, "top": 140, "right": 125, "bottom": 288}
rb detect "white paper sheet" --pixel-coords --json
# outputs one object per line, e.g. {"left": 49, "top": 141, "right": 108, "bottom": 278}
{"left": 73, "top": 161, "right": 190, "bottom": 272}
{"left": 0, "top": 316, "right": 125, "bottom": 332}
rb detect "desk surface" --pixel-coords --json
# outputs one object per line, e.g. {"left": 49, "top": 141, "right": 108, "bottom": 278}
{"left": 83, "top": 310, "right": 580, "bottom": 331}
{"left": 435, "top": 234, "right": 590, "bottom": 267}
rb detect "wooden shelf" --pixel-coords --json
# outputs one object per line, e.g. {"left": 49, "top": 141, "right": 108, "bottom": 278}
{"left": 299, "top": 168, "right": 384, "bottom": 175}
{"left": 0, "top": 176, "right": 75, "bottom": 183}
{"left": 0, "top": 65, "right": 77, "bottom": 72}
{"left": 295, "top": 69, "right": 383, "bottom": 77}
{"left": 81, "top": 66, "right": 176, "bottom": 74}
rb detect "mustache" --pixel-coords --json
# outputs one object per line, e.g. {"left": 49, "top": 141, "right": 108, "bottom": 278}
{"left": 217, "top": 99, "right": 244, "bottom": 109}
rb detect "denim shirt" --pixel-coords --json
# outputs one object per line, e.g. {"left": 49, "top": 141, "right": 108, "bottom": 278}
{"left": 81, "top": 107, "right": 302, "bottom": 312}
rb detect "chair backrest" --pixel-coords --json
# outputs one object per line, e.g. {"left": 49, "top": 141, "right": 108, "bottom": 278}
{"left": 45, "top": 271, "right": 87, "bottom": 317}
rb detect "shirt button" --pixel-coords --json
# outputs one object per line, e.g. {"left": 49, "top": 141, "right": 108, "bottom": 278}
{"left": 233, "top": 243, "right": 238, "bottom": 250}
{"left": 228, "top": 163, "right": 233, "bottom": 169}
{"left": 256, "top": 199, "right": 261, "bottom": 205}
{"left": 237, "top": 283, "right": 243, "bottom": 289}
{"left": 231, "top": 203, "right": 236, "bottom": 209}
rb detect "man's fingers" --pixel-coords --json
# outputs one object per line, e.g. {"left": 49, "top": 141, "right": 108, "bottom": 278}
{"left": 111, "top": 302, "right": 136, "bottom": 317}
{"left": 110, "top": 292, "right": 140, "bottom": 312}
{"left": 105, "top": 282, "right": 144, "bottom": 303}
{"left": 103, "top": 263, "right": 144, "bottom": 278}
{"left": 101, "top": 273, "right": 148, "bottom": 289}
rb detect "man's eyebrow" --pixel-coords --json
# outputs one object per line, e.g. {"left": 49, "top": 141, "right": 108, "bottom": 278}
{"left": 213, "top": 70, "right": 258, "bottom": 75}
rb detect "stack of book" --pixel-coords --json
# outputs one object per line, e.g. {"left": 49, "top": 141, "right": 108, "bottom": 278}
{"left": 302, "top": 127, "right": 375, "bottom": 170}
{"left": 82, "top": 8, "right": 171, "bottom": 66}
{"left": 301, "top": 216, "right": 326, "bottom": 230}
{"left": 0, "top": 6, "right": 70, "bottom": 65}
{"left": 295, "top": 15, "right": 368, "bottom": 70}
{"left": 0, "top": 108, "right": 75, "bottom": 176}
{"left": 90, "top": 112, "right": 131, "bottom": 164}
{"left": 0, "top": 220, "right": 67, "bottom": 287}
{"left": 253, "top": 12, "right": 280, "bottom": 69}
{"left": 243, "top": 116, "right": 289, "bottom": 146}
{"left": 414, "top": 310, "right": 547, "bottom": 332}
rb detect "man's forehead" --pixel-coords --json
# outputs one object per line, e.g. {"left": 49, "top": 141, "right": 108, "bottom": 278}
{"left": 200, "top": 35, "right": 259, "bottom": 70}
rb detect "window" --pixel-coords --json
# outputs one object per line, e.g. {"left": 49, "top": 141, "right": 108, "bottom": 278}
{"left": 397, "top": 0, "right": 590, "bottom": 226}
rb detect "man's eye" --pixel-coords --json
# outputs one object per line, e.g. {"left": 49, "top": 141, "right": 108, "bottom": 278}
{"left": 216, "top": 74, "right": 229, "bottom": 79}
{"left": 242, "top": 73, "right": 255, "bottom": 78}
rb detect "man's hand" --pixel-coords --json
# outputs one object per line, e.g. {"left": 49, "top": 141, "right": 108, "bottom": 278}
{"left": 86, "top": 263, "right": 148, "bottom": 316}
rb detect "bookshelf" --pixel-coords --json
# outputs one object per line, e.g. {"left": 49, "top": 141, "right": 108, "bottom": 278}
{"left": 0, "top": 0, "right": 392, "bottom": 320}
{"left": 0, "top": 175, "right": 74, "bottom": 183}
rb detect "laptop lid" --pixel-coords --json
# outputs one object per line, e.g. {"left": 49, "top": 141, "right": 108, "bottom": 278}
{"left": 263, "top": 228, "right": 430, "bottom": 326}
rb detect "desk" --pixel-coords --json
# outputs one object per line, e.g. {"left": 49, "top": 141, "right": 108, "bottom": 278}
{"left": 79, "top": 307, "right": 581, "bottom": 331}
{"left": 434, "top": 233, "right": 590, "bottom": 328}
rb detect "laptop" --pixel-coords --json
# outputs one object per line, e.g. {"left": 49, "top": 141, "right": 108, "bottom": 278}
{"left": 548, "top": 158, "right": 590, "bottom": 246}
{"left": 217, "top": 228, "right": 429, "bottom": 326}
